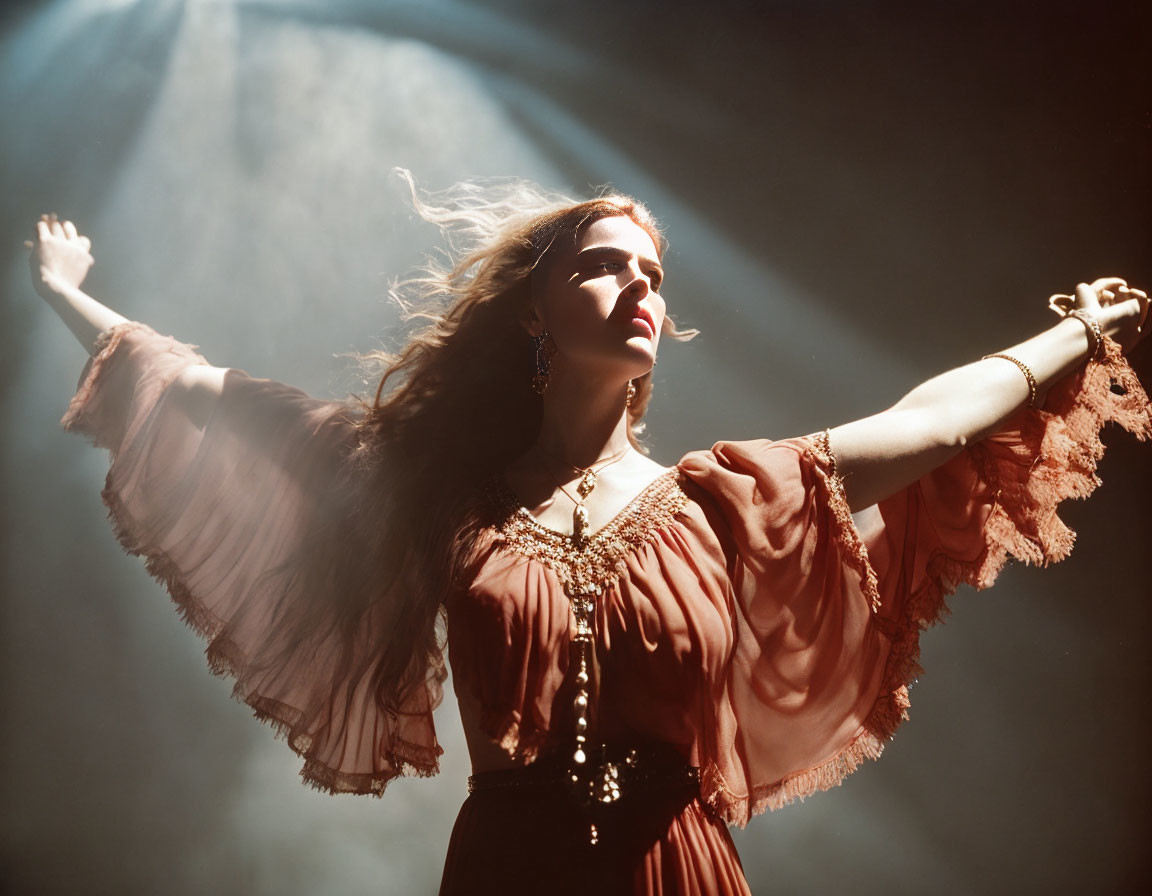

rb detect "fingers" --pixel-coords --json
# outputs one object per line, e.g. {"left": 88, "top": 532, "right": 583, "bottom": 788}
{"left": 1105, "top": 285, "right": 1148, "bottom": 332}
{"left": 1127, "top": 287, "right": 1150, "bottom": 331}
{"left": 1048, "top": 293, "right": 1075, "bottom": 316}
{"left": 1074, "top": 281, "right": 1102, "bottom": 312}
{"left": 1062, "top": 281, "right": 1148, "bottom": 342}
{"left": 36, "top": 212, "right": 66, "bottom": 237}
{"left": 1114, "top": 284, "right": 1145, "bottom": 301}
{"left": 1090, "top": 276, "right": 1127, "bottom": 294}
{"left": 29, "top": 213, "right": 90, "bottom": 252}
{"left": 1115, "top": 297, "right": 1146, "bottom": 330}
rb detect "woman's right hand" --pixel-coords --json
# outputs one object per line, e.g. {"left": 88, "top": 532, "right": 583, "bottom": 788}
{"left": 24, "top": 212, "right": 94, "bottom": 300}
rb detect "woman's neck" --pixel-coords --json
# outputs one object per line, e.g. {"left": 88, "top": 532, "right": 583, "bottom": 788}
{"left": 532, "top": 364, "right": 633, "bottom": 470}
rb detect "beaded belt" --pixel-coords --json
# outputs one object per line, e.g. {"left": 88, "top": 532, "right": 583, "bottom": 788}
{"left": 467, "top": 743, "right": 700, "bottom": 844}
{"left": 468, "top": 749, "right": 700, "bottom": 795}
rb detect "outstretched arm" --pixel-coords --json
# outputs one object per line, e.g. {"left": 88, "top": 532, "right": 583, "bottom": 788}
{"left": 28, "top": 212, "right": 226, "bottom": 426}
{"left": 828, "top": 278, "right": 1149, "bottom": 513}
{"left": 26, "top": 213, "right": 128, "bottom": 354}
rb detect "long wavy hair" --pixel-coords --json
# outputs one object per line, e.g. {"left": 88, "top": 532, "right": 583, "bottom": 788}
{"left": 282, "top": 171, "right": 699, "bottom": 752}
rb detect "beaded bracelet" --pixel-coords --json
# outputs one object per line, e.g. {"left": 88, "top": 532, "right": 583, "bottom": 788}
{"left": 1066, "top": 309, "right": 1104, "bottom": 362}
{"left": 982, "top": 352, "right": 1038, "bottom": 408}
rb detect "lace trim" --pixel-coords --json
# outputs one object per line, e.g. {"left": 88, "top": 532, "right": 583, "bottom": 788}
{"left": 484, "top": 468, "right": 691, "bottom": 595}
{"left": 689, "top": 432, "right": 896, "bottom": 826}
{"left": 960, "top": 333, "right": 1152, "bottom": 581}
{"left": 701, "top": 341, "right": 1152, "bottom": 827}
{"left": 808, "top": 429, "right": 882, "bottom": 613}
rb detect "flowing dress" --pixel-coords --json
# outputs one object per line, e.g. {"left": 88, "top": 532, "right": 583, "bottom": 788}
{"left": 61, "top": 321, "right": 1152, "bottom": 895}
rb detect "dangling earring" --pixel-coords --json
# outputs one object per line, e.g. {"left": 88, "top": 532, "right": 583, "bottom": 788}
{"left": 531, "top": 330, "right": 555, "bottom": 395}
{"left": 625, "top": 380, "right": 637, "bottom": 408}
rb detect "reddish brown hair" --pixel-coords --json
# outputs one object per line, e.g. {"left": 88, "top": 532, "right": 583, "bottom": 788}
{"left": 285, "top": 173, "right": 699, "bottom": 730}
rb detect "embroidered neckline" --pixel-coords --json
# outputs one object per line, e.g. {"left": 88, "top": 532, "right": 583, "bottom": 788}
{"left": 499, "top": 466, "right": 682, "bottom": 541}
{"left": 484, "top": 467, "right": 691, "bottom": 595}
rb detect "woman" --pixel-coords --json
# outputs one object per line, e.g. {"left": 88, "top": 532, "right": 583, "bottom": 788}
{"left": 25, "top": 173, "right": 1151, "bottom": 895}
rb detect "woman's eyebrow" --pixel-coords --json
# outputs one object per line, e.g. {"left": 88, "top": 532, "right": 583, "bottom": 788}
{"left": 576, "top": 245, "right": 663, "bottom": 275}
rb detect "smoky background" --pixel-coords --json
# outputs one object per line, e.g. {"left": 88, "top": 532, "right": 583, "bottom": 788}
{"left": 1, "top": 1, "right": 1149, "bottom": 893}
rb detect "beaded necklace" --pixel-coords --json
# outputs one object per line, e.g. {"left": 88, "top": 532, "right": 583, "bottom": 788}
{"left": 486, "top": 464, "right": 693, "bottom": 845}
{"left": 522, "top": 444, "right": 634, "bottom": 843}
{"left": 532, "top": 443, "right": 631, "bottom": 548}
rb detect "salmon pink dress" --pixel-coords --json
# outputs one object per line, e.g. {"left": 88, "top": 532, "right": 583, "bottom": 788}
{"left": 62, "top": 321, "right": 1152, "bottom": 895}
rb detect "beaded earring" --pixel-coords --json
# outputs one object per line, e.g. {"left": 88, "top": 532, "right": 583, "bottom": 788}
{"left": 625, "top": 380, "right": 637, "bottom": 407}
{"left": 531, "top": 330, "right": 555, "bottom": 395}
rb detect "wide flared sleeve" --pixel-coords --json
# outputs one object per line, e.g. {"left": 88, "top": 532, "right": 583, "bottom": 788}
{"left": 676, "top": 335, "right": 1151, "bottom": 828}
{"left": 61, "top": 320, "right": 445, "bottom": 796}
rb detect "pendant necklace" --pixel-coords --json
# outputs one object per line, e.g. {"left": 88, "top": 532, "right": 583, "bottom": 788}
{"left": 532, "top": 442, "right": 634, "bottom": 845}
{"left": 533, "top": 443, "right": 632, "bottom": 547}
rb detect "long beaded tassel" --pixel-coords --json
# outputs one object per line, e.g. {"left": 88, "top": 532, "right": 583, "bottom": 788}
{"left": 566, "top": 590, "right": 623, "bottom": 846}
{"left": 569, "top": 593, "right": 595, "bottom": 769}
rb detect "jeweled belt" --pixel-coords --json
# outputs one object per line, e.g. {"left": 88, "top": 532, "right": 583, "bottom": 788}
{"left": 467, "top": 743, "right": 700, "bottom": 845}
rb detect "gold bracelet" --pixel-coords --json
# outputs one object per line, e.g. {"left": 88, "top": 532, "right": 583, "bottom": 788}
{"left": 982, "top": 352, "right": 1038, "bottom": 408}
{"left": 1066, "top": 309, "right": 1104, "bottom": 361}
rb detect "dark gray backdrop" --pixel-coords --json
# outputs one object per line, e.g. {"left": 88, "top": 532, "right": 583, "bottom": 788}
{"left": 2, "top": 1, "right": 1149, "bottom": 893}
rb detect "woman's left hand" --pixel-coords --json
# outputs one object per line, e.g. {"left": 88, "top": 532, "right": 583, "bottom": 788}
{"left": 1050, "top": 277, "right": 1149, "bottom": 355}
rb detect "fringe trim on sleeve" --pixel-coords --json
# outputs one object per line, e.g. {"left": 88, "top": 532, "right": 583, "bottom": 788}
{"left": 61, "top": 321, "right": 194, "bottom": 443}
{"left": 98, "top": 482, "right": 444, "bottom": 797}
{"left": 64, "top": 321, "right": 444, "bottom": 797}
{"left": 703, "top": 335, "right": 1151, "bottom": 828}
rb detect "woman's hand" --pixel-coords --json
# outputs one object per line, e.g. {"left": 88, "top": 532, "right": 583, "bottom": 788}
{"left": 24, "top": 212, "right": 94, "bottom": 300}
{"left": 1050, "top": 276, "right": 1149, "bottom": 355}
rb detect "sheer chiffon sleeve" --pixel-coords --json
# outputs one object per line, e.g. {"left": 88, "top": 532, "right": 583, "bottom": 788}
{"left": 61, "top": 321, "right": 445, "bottom": 796}
{"left": 676, "top": 335, "right": 1151, "bottom": 827}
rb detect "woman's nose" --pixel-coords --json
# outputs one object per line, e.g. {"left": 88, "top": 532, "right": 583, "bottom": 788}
{"left": 624, "top": 269, "right": 650, "bottom": 296}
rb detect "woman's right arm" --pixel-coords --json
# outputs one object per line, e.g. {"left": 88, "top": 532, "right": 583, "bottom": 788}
{"left": 26, "top": 212, "right": 129, "bottom": 356}
{"left": 41, "top": 280, "right": 130, "bottom": 356}
{"left": 33, "top": 218, "right": 434, "bottom": 793}
{"left": 28, "top": 213, "right": 224, "bottom": 425}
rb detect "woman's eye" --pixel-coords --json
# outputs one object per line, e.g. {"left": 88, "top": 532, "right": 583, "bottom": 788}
{"left": 595, "top": 261, "right": 661, "bottom": 290}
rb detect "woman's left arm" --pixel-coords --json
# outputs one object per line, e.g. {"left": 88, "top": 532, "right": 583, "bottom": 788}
{"left": 828, "top": 277, "right": 1149, "bottom": 513}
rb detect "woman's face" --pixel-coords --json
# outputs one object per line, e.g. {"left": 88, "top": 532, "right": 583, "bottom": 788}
{"left": 531, "top": 214, "right": 666, "bottom": 379}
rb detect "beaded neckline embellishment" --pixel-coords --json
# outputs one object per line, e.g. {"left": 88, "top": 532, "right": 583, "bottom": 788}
{"left": 482, "top": 466, "right": 691, "bottom": 845}
{"left": 485, "top": 466, "right": 690, "bottom": 595}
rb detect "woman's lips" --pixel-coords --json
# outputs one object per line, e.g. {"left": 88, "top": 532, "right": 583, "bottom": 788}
{"left": 628, "top": 316, "right": 654, "bottom": 338}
